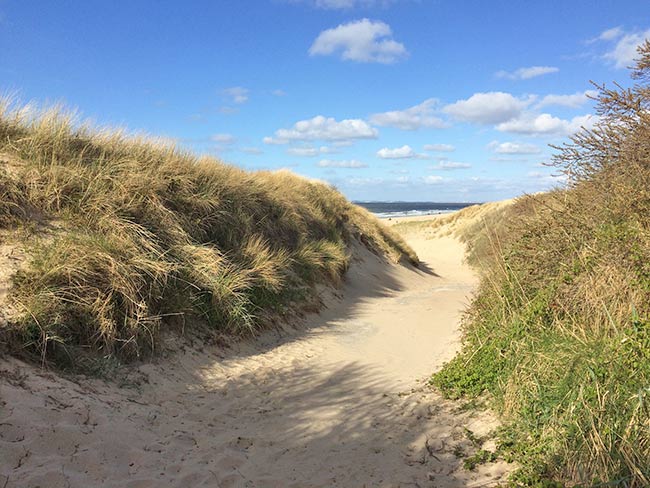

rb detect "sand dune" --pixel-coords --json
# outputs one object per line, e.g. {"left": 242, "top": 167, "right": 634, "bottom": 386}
{"left": 0, "top": 223, "right": 511, "bottom": 487}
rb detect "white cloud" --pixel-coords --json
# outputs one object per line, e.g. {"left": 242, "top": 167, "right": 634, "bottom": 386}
{"left": 265, "top": 115, "right": 378, "bottom": 144}
{"left": 211, "top": 133, "right": 236, "bottom": 144}
{"left": 423, "top": 143, "right": 455, "bottom": 152}
{"left": 317, "top": 159, "right": 368, "bottom": 168}
{"left": 263, "top": 136, "right": 287, "bottom": 145}
{"left": 536, "top": 90, "right": 598, "bottom": 109}
{"left": 309, "top": 19, "right": 408, "bottom": 64}
{"left": 345, "top": 176, "right": 386, "bottom": 186}
{"left": 497, "top": 113, "right": 598, "bottom": 137}
{"left": 287, "top": 145, "right": 337, "bottom": 157}
{"left": 369, "top": 98, "right": 447, "bottom": 130}
{"left": 271, "top": 89, "right": 287, "bottom": 97}
{"left": 489, "top": 141, "right": 541, "bottom": 154}
{"left": 431, "top": 161, "right": 471, "bottom": 170}
{"left": 496, "top": 66, "right": 559, "bottom": 80}
{"left": 592, "top": 26, "right": 623, "bottom": 42}
{"left": 423, "top": 175, "right": 444, "bottom": 184}
{"left": 443, "top": 92, "right": 531, "bottom": 124}
{"left": 288, "top": 147, "right": 319, "bottom": 157}
{"left": 377, "top": 145, "right": 412, "bottom": 159}
{"left": 603, "top": 28, "right": 650, "bottom": 69}
{"left": 221, "top": 87, "right": 249, "bottom": 104}
{"left": 346, "top": 176, "right": 384, "bottom": 185}
{"left": 376, "top": 144, "right": 427, "bottom": 159}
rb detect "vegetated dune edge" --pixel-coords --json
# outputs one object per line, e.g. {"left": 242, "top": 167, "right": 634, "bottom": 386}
{"left": 0, "top": 99, "right": 416, "bottom": 370}
{"left": 433, "top": 43, "right": 650, "bottom": 487}
{"left": 0, "top": 204, "right": 517, "bottom": 487}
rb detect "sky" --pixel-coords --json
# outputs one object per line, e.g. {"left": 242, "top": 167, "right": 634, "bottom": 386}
{"left": 1, "top": 0, "right": 648, "bottom": 202}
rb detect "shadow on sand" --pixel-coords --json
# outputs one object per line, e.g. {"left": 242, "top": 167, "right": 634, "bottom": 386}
{"left": 0, "top": 240, "right": 507, "bottom": 487}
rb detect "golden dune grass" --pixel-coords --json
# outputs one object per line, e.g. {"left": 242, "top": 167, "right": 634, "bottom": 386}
{"left": 0, "top": 99, "right": 416, "bottom": 369}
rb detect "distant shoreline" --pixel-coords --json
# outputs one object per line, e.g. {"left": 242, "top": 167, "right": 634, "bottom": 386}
{"left": 374, "top": 209, "right": 456, "bottom": 220}
{"left": 355, "top": 201, "right": 479, "bottom": 219}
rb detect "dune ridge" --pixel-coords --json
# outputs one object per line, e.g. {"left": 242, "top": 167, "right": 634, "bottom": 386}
{"left": 0, "top": 100, "right": 415, "bottom": 370}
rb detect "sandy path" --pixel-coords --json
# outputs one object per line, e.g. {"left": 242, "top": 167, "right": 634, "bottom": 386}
{"left": 0, "top": 233, "right": 511, "bottom": 487}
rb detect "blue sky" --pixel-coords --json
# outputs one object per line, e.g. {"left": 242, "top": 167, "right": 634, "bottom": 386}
{"left": 1, "top": 0, "right": 648, "bottom": 202}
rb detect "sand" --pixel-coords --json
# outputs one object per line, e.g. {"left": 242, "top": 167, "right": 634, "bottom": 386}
{"left": 0, "top": 224, "right": 512, "bottom": 487}
{"left": 381, "top": 213, "right": 448, "bottom": 226}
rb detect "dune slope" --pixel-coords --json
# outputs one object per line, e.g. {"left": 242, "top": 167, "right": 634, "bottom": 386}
{"left": 0, "top": 228, "right": 511, "bottom": 488}
{"left": 0, "top": 101, "right": 415, "bottom": 369}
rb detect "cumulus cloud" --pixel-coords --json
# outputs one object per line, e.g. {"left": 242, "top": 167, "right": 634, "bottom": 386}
{"left": 431, "top": 161, "right": 471, "bottom": 170}
{"left": 287, "top": 147, "right": 320, "bottom": 157}
{"left": 443, "top": 92, "right": 531, "bottom": 125}
{"left": 264, "top": 115, "right": 378, "bottom": 144}
{"left": 423, "top": 175, "right": 444, "bottom": 184}
{"left": 317, "top": 159, "right": 368, "bottom": 168}
{"left": 376, "top": 145, "right": 428, "bottom": 159}
{"left": 263, "top": 136, "right": 286, "bottom": 145}
{"left": 591, "top": 26, "right": 624, "bottom": 42}
{"left": 602, "top": 28, "right": 650, "bottom": 69}
{"left": 536, "top": 90, "right": 598, "bottom": 109}
{"left": 496, "top": 66, "right": 559, "bottom": 80}
{"left": 497, "top": 113, "right": 598, "bottom": 137}
{"left": 369, "top": 99, "right": 447, "bottom": 130}
{"left": 423, "top": 143, "right": 455, "bottom": 152}
{"left": 488, "top": 141, "right": 541, "bottom": 154}
{"left": 211, "top": 133, "right": 236, "bottom": 144}
{"left": 345, "top": 176, "right": 385, "bottom": 186}
{"left": 221, "top": 87, "right": 249, "bottom": 104}
{"left": 287, "top": 145, "right": 337, "bottom": 157}
{"left": 309, "top": 19, "right": 408, "bottom": 64}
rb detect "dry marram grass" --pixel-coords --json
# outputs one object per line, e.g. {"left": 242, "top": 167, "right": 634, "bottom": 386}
{"left": 0, "top": 100, "right": 416, "bottom": 369}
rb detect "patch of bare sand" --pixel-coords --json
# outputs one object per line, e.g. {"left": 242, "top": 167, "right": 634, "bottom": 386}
{"left": 0, "top": 232, "right": 512, "bottom": 487}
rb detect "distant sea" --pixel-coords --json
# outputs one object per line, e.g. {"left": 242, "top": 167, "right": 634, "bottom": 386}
{"left": 355, "top": 201, "right": 478, "bottom": 219}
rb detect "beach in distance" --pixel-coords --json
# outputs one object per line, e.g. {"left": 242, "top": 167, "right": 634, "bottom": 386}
{"left": 357, "top": 201, "right": 478, "bottom": 219}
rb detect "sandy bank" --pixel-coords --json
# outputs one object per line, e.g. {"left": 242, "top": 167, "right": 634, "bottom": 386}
{"left": 381, "top": 213, "right": 448, "bottom": 226}
{"left": 0, "top": 227, "right": 511, "bottom": 487}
